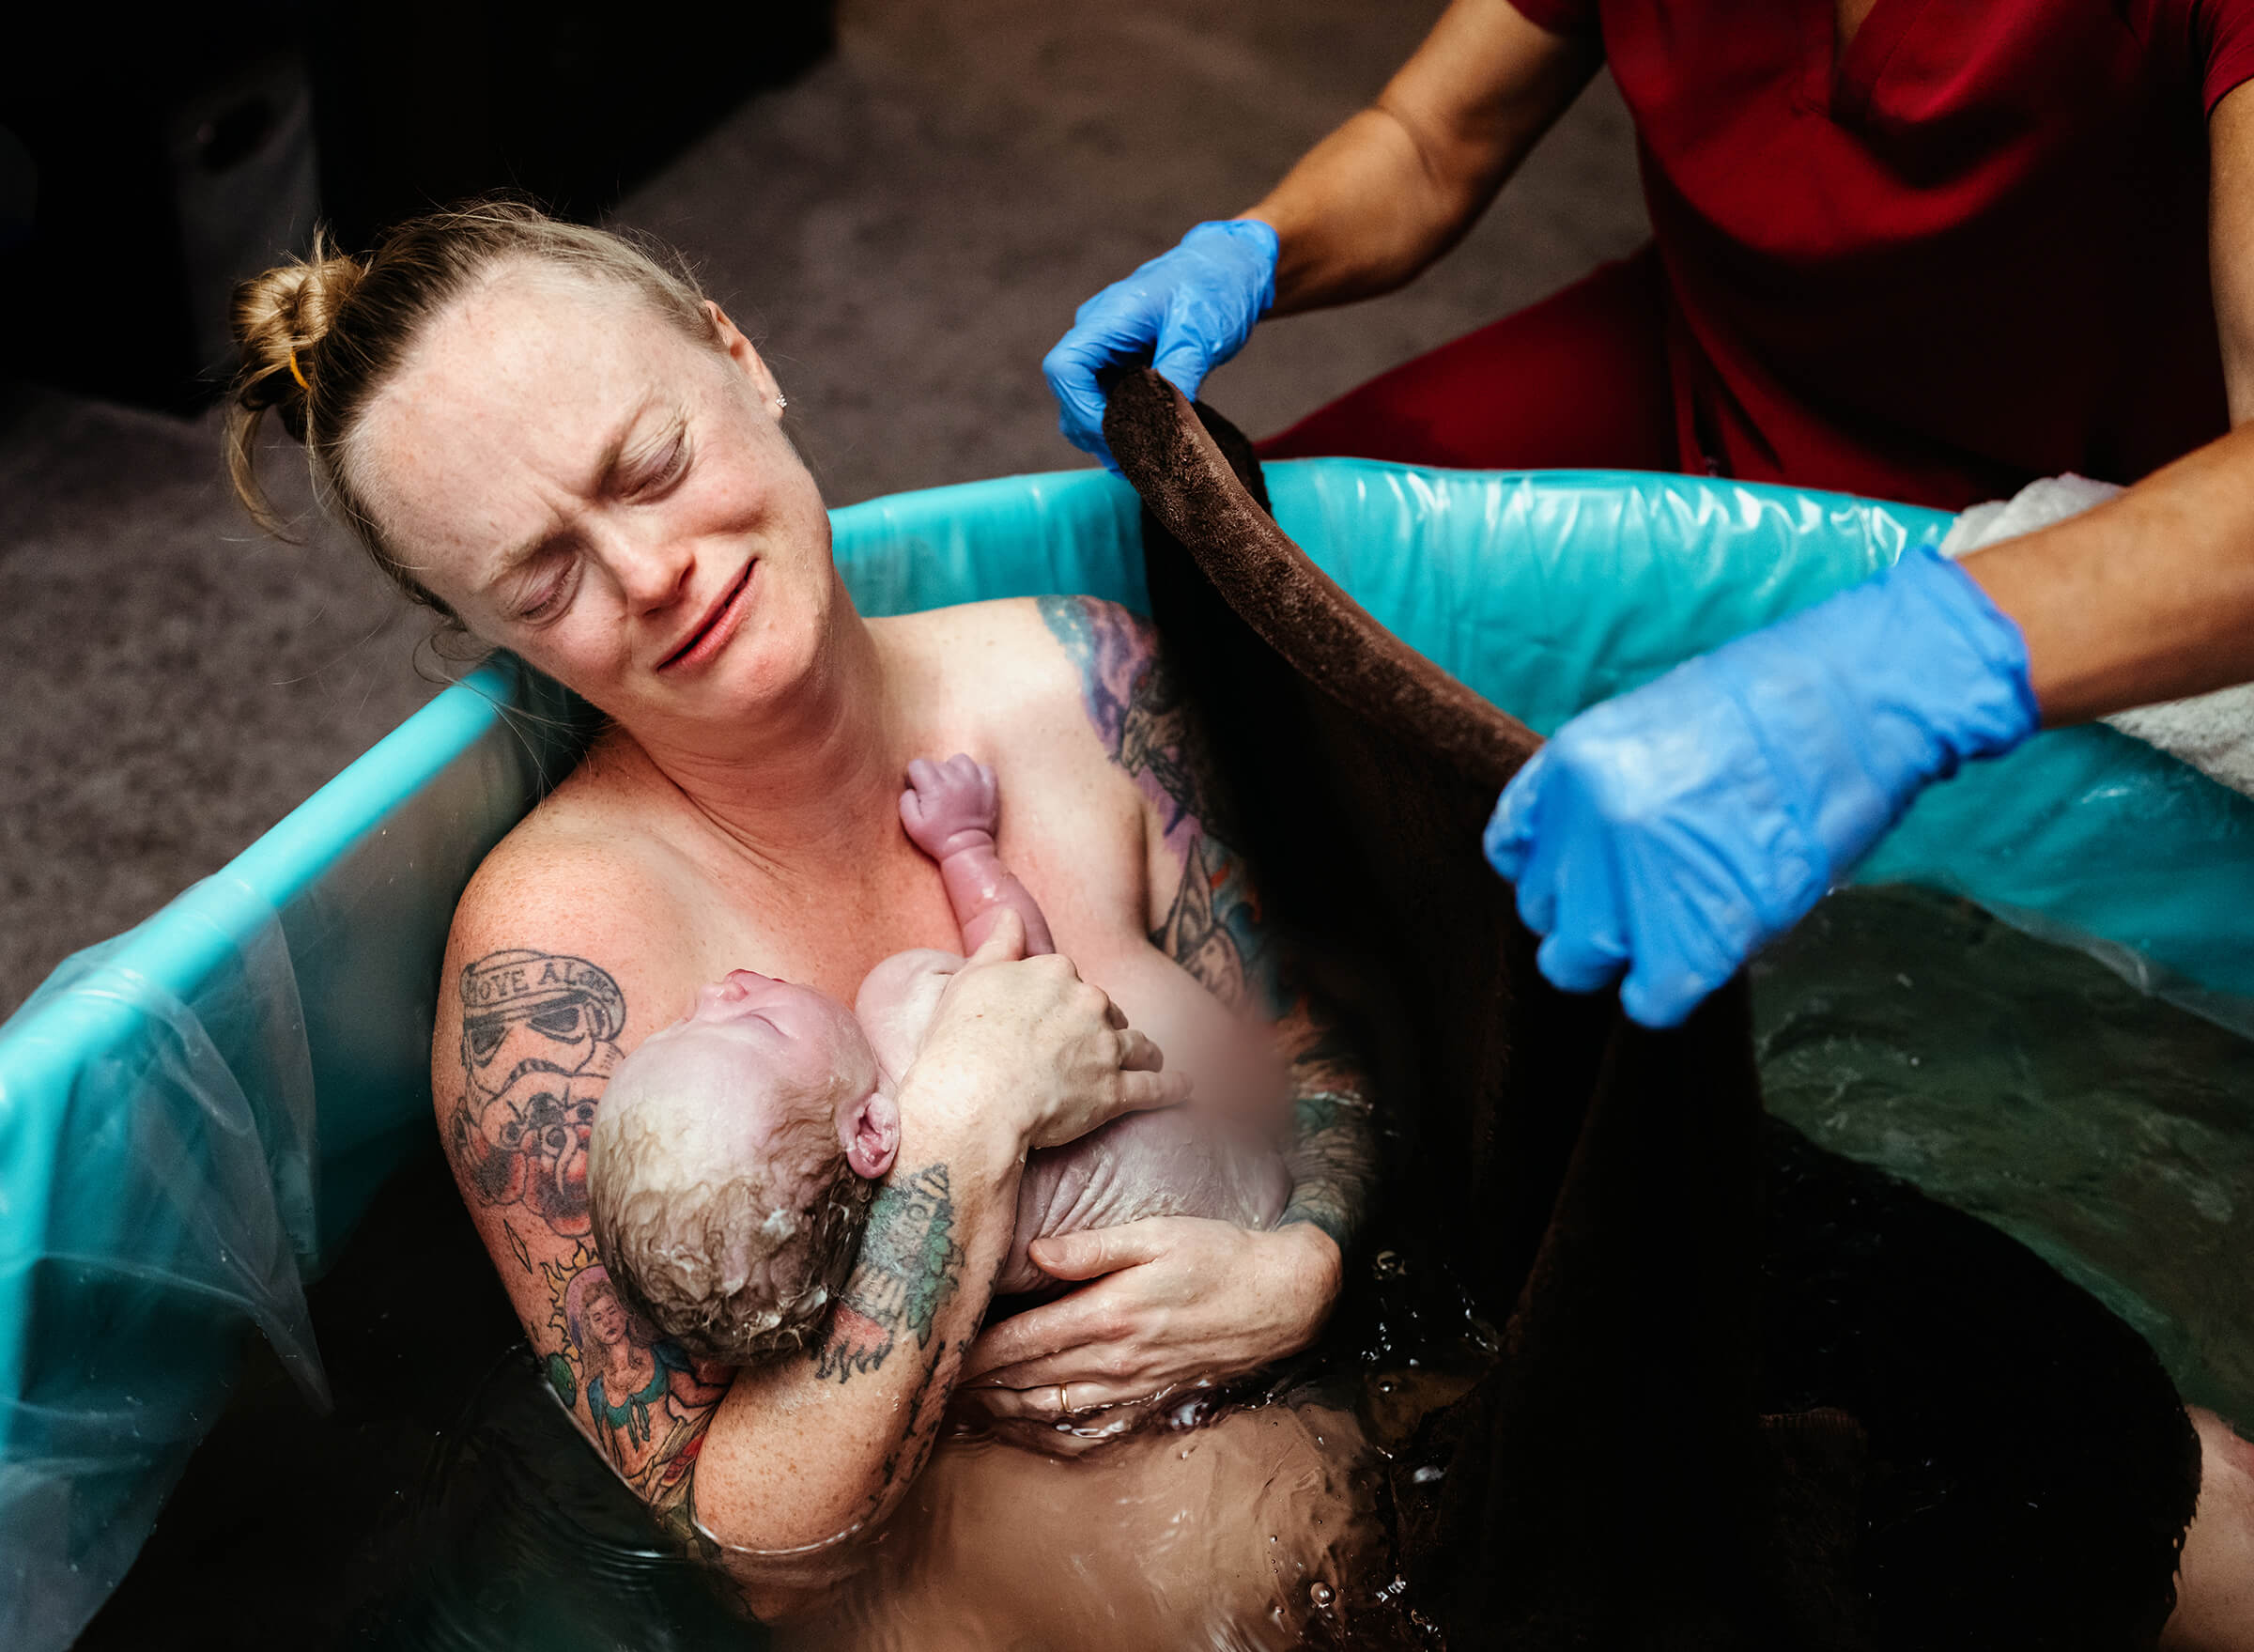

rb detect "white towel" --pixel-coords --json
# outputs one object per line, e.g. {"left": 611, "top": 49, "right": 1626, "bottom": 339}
{"left": 1936, "top": 474, "right": 2254, "bottom": 800}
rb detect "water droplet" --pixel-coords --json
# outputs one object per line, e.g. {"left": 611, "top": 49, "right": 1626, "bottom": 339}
{"left": 1412, "top": 1464, "right": 1443, "bottom": 1484}
{"left": 1310, "top": 1582, "right": 1335, "bottom": 1608}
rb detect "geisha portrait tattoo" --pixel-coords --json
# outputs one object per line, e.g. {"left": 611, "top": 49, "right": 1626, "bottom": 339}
{"left": 446, "top": 949, "right": 625, "bottom": 1239}
{"left": 548, "top": 1256, "right": 729, "bottom": 1511}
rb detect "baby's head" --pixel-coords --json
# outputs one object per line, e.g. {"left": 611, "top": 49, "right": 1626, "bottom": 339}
{"left": 588, "top": 969, "right": 900, "bottom": 1365}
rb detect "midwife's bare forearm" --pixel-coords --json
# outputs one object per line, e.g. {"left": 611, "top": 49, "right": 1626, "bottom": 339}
{"left": 1273, "top": 1001, "right": 1381, "bottom": 1258}
{"left": 1962, "top": 424, "right": 2254, "bottom": 726}
{"left": 1244, "top": 0, "right": 1601, "bottom": 315}
{"left": 693, "top": 1088, "right": 1027, "bottom": 1557}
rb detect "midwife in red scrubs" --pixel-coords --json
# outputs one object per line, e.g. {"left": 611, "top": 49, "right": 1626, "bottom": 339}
{"left": 1047, "top": 0, "right": 2254, "bottom": 1045}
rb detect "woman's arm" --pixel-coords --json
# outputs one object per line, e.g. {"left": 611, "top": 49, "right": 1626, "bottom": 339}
{"left": 1249, "top": 0, "right": 1603, "bottom": 314}
{"left": 1270, "top": 1005, "right": 1382, "bottom": 1261}
{"left": 435, "top": 849, "right": 1176, "bottom": 1607}
{"left": 431, "top": 873, "right": 746, "bottom": 1551}
{"left": 1052, "top": 597, "right": 1381, "bottom": 1252}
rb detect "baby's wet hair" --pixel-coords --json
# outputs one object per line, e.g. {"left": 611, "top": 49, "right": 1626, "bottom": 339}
{"left": 588, "top": 1088, "right": 875, "bottom": 1365}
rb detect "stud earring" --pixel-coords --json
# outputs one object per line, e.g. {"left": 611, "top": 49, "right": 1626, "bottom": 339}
{"left": 774, "top": 394, "right": 789, "bottom": 412}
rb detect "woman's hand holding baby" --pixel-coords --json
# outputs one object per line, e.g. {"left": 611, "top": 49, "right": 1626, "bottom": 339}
{"left": 903, "top": 909, "right": 1189, "bottom": 1151}
{"left": 958, "top": 1216, "right": 1339, "bottom": 1433}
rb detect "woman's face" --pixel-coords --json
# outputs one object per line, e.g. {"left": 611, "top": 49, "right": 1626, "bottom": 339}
{"left": 586, "top": 1284, "right": 631, "bottom": 1349}
{"left": 352, "top": 264, "right": 839, "bottom": 746}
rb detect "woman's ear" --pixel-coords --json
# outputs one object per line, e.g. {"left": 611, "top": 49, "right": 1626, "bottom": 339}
{"left": 704, "top": 300, "right": 784, "bottom": 409}
{"left": 841, "top": 1084, "right": 901, "bottom": 1180}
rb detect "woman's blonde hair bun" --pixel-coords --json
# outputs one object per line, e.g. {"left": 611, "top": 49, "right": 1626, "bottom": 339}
{"left": 230, "top": 232, "right": 365, "bottom": 447}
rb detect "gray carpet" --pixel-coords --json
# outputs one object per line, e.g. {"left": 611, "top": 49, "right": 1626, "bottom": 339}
{"left": 0, "top": 0, "right": 1646, "bottom": 1015}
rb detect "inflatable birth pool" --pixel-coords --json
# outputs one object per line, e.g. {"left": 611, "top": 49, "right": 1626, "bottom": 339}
{"left": 5, "top": 460, "right": 2253, "bottom": 1650}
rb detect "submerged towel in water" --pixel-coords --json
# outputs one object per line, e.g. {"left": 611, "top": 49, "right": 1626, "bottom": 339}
{"left": 1103, "top": 370, "right": 2201, "bottom": 1651}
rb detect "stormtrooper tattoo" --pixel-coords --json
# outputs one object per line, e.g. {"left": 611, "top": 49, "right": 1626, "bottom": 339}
{"left": 447, "top": 949, "right": 625, "bottom": 1242}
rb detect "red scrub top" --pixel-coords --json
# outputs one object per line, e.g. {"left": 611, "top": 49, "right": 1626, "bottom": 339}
{"left": 1505, "top": 0, "right": 2254, "bottom": 508}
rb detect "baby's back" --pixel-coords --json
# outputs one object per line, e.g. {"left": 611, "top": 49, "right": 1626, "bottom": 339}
{"left": 996, "top": 1112, "right": 1289, "bottom": 1299}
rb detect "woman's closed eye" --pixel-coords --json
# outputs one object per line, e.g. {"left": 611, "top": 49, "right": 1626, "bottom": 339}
{"left": 504, "top": 417, "right": 693, "bottom": 623}
{"left": 622, "top": 428, "right": 691, "bottom": 500}
{"left": 514, "top": 553, "right": 581, "bottom": 624}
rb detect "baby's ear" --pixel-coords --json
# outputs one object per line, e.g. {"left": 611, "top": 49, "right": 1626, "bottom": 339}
{"left": 842, "top": 1085, "right": 901, "bottom": 1180}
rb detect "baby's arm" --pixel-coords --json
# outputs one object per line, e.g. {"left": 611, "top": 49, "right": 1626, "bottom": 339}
{"left": 900, "top": 755, "right": 1057, "bottom": 956}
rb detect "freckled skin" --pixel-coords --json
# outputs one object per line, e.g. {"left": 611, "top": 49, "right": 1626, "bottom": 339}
{"left": 594, "top": 755, "right": 1289, "bottom": 1351}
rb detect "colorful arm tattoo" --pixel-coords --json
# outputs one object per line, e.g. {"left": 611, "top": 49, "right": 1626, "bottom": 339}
{"left": 442, "top": 948, "right": 728, "bottom": 1553}
{"left": 1038, "top": 595, "right": 1381, "bottom": 1253}
{"left": 811, "top": 1163, "right": 965, "bottom": 1383}
{"left": 1274, "top": 1021, "right": 1382, "bottom": 1256}
{"left": 1037, "top": 594, "right": 1287, "bottom": 1015}
{"left": 809, "top": 1163, "right": 968, "bottom": 1504}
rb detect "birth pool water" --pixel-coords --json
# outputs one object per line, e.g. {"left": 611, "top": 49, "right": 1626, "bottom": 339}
{"left": 76, "top": 884, "right": 2254, "bottom": 1649}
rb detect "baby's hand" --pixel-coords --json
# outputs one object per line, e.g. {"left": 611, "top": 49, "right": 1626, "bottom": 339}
{"left": 901, "top": 754, "right": 1001, "bottom": 859}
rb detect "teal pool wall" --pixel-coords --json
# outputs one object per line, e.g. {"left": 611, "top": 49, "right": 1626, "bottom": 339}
{"left": 5, "top": 461, "right": 2250, "bottom": 1651}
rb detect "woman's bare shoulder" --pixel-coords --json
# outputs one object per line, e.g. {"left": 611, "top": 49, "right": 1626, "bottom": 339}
{"left": 453, "top": 749, "right": 692, "bottom": 944}
{"left": 436, "top": 770, "right": 722, "bottom": 1082}
{"left": 879, "top": 594, "right": 1159, "bottom": 742}
{"left": 895, "top": 591, "right": 1153, "bottom": 659}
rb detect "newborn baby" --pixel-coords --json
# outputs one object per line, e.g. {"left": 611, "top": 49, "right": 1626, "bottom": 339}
{"left": 587, "top": 755, "right": 1289, "bottom": 1364}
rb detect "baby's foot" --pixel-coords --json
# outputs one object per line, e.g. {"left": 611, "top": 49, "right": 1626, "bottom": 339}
{"left": 901, "top": 754, "right": 1000, "bottom": 859}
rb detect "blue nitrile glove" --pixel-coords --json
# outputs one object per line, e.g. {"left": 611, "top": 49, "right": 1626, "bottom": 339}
{"left": 1483, "top": 545, "right": 2039, "bottom": 1028}
{"left": 1043, "top": 219, "right": 1280, "bottom": 471}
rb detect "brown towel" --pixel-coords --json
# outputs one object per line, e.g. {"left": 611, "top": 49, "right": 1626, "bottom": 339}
{"left": 1104, "top": 369, "right": 2200, "bottom": 1651}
